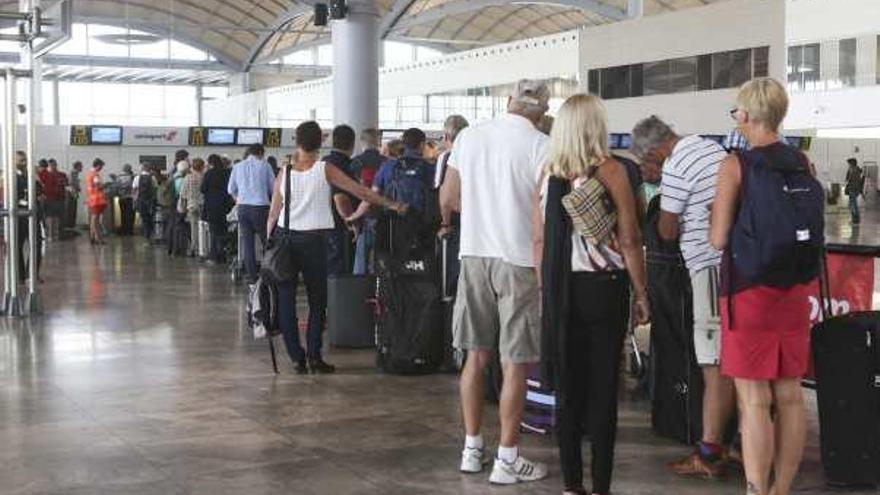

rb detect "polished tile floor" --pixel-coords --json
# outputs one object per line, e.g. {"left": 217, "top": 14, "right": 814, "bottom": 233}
{"left": 0, "top": 225, "right": 877, "bottom": 495}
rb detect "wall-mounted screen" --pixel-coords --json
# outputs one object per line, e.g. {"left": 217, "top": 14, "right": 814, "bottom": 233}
{"left": 236, "top": 128, "right": 265, "bottom": 145}
{"left": 90, "top": 126, "right": 123, "bottom": 145}
{"left": 618, "top": 133, "right": 633, "bottom": 150}
{"left": 207, "top": 128, "right": 236, "bottom": 145}
{"left": 608, "top": 134, "right": 621, "bottom": 149}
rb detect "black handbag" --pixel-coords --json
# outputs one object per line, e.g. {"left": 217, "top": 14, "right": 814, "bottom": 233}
{"left": 260, "top": 165, "right": 296, "bottom": 283}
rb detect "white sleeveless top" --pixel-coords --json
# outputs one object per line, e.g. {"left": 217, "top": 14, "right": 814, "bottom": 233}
{"left": 278, "top": 161, "right": 335, "bottom": 231}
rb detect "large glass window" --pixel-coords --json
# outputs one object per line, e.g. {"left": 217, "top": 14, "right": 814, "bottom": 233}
{"left": 600, "top": 66, "right": 631, "bottom": 100}
{"left": 591, "top": 46, "right": 768, "bottom": 100}
{"left": 711, "top": 49, "right": 752, "bottom": 89}
{"left": 58, "top": 82, "right": 200, "bottom": 126}
{"left": 788, "top": 43, "right": 820, "bottom": 92}
{"left": 839, "top": 38, "right": 857, "bottom": 87}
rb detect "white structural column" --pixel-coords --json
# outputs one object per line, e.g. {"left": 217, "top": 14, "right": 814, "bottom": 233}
{"left": 627, "top": 0, "right": 643, "bottom": 19}
{"left": 331, "top": 0, "right": 380, "bottom": 133}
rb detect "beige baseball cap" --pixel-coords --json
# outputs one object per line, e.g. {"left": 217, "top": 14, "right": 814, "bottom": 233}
{"left": 511, "top": 79, "right": 550, "bottom": 111}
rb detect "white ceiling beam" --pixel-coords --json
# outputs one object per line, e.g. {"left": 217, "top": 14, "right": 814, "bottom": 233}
{"left": 242, "top": 2, "right": 318, "bottom": 71}
{"left": 379, "top": 0, "right": 419, "bottom": 38}
{"left": 389, "top": 0, "right": 626, "bottom": 33}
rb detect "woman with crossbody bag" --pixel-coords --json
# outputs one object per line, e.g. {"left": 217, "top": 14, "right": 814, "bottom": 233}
{"left": 534, "top": 94, "right": 649, "bottom": 495}
{"left": 266, "top": 121, "right": 406, "bottom": 375}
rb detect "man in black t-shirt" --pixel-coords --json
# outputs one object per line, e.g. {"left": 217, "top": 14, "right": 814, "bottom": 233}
{"left": 322, "top": 124, "right": 357, "bottom": 276}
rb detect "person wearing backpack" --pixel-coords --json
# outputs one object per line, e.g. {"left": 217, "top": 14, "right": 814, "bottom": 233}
{"left": 844, "top": 157, "right": 864, "bottom": 225}
{"left": 630, "top": 115, "right": 737, "bottom": 479}
{"left": 134, "top": 164, "right": 158, "bottom": 240}
{"left": 347, "top": 127, "right": 436, "bottom": 255}
{"left": 710, "top": 78, "right": 822, "bottom": 495}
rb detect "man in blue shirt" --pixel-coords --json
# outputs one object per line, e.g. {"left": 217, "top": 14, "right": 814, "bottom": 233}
{"left": 227, "top": 143, "right": 275, "bottom": 284}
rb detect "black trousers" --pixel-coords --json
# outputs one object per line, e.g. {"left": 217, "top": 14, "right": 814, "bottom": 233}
{"left": 119, "top": 197, "right": 135, "bottom": 235}
{"left": 558, "top": 271, "right": 629, "bottom": 495}
{"left": 274, "top": 229, "right": 328, "bottom": 363}
{"left": 208, "top": 217, "right": 228, "bottom": 262}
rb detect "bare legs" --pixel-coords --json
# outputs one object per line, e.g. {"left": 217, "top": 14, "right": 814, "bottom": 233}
{"left": 89, "top": 212, "right": 103, "bottom": 244}
{"left": 736, "top": 378, "right": 806, "bottom": 495}
{"left": 460, "top": 350, "right": 528, "bottom": 449}
{"left": 702, "top": 365, "right": 737, "bottom": 445}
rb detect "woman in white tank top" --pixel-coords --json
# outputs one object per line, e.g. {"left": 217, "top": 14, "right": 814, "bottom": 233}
{"left": 266, "top": 122, "right": 406, "bottom": 375}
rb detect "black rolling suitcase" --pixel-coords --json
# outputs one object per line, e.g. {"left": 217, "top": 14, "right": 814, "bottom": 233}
{"left": 328, "top": 275, "right": 377, "bottom": 348}
{"left": 813, "top": 310, "right": 880, "bottom": 488}
{"left": 375, "top": 214, "right": 444, "bottom": 374}
{"left": 644, "top": 196, "right": 703, "bottom": 445}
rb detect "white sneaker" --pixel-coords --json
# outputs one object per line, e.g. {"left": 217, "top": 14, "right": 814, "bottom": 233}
{"left": 488, "top": 455, "right": 548, "bottom": 484}
{"left": 460, "top": 446, "right": 490, "bottom": 473}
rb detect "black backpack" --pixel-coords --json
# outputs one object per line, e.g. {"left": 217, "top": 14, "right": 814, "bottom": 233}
{"left": 137, "top": 175, "right": 156, "bottom": 207}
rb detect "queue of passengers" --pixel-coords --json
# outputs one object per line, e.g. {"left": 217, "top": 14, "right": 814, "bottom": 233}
{"left": 28, "top": 74, "right": 811, "bottom": 495}
{"left": 449, "top": 77, "right": 808, "bottom": 495}
{"left": 227, "top": 75, "right": 810, "bottom": 495}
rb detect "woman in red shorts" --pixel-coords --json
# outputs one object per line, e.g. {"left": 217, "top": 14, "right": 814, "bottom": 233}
{"left": 86, "top": 158, "right": 108, "bottom": 245}
{"left": 710, "top": 77, "right": 814, "bottom": 495}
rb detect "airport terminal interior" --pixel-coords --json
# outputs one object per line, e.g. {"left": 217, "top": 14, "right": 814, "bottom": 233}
{"left": 2, "top": 0, "right": 880, "bottom": 494}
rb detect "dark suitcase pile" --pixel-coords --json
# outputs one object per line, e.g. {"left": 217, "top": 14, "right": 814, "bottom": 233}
{"left": 374, "top": 214, "right": 445, "bottom": 375}
{"left": 644, "top": 196, "right": 703, "bottom": 445}
{"left": 812, "top": 310, "right": 880, "bottom": 488}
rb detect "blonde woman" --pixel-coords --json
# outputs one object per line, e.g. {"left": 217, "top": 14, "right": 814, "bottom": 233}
{"left": 534, "top": 94, "right": 649, "bottom": 495}
{"left": 710, "top": 78, "right": 814, "bottom": 495}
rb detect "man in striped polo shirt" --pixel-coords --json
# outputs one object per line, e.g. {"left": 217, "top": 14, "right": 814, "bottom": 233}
{"left": 631, "top": 116, "right": 737, "bottom": 479}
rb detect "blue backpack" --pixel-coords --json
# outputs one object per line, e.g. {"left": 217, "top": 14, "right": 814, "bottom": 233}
{"left": 385, "top": 157, "right": 431, "bottom": 213}
{"left": 728, "top": 143, "right": 824, "bottom": 291}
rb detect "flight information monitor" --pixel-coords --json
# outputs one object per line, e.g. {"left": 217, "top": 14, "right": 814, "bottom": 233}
{"left": 207, "top": 128, "right": 236, "bottom": 145}
{"left": 90, "top": 126, "right": 123, "bottom": 145}
{"left": 236, "top": 128, "right": 265, "bottom": 145}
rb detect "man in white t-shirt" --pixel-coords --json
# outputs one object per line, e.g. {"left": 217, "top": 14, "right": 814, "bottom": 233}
{"left": 631, "top": 116, "right": 737, "bottom": 479}
{"left": 439, "top": 80, "right": 550, "bottom": 485}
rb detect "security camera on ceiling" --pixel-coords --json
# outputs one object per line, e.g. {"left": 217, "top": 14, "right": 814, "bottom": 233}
{"left": 314, "top": 3, "right": 329, "bottom": 26}
{"left": 329, "top": 0, "right": 348, "bottom": 20}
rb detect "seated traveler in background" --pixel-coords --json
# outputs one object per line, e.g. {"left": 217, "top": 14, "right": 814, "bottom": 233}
{"left": 265, "top": 121, "right": 406, "bottom": 375}
{"left": 324, "top": 124, "right": 358, "bottom": 276}
{"left": 228, "top": 144, "right": 275, "bottom": 284}
{"left": 710, "top": 77, "right": 818, "bottom": 495}
{"left": 536, "top": 94, "right": 650, "bottom": 495}
{"left": 179, "top": 158, "right": 205, "bottom": 257}
{"left": 202, "top": 154, "right": 233, "bottom": 264}
{"left": 630, "top": 115, "right": 738, "bottom": 480}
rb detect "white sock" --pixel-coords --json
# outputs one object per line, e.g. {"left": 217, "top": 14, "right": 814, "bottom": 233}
{"left": 465, "top": 434, "right": 483, "bottom": 450}
{"left": 497, "top": 445, "right": 518, "bottom": 463}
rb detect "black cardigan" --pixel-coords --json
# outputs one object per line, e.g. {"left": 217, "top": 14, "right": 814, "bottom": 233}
{"left": 540, "top": 176, "right": 573, "bottom": 396}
